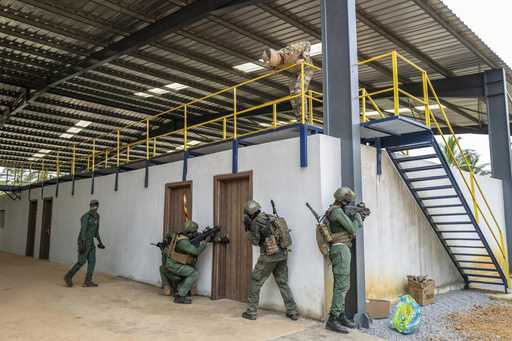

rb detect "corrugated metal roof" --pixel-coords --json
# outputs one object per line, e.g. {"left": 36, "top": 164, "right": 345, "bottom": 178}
{"left": 0, "top": 0, "right": 509, "bottom": 168}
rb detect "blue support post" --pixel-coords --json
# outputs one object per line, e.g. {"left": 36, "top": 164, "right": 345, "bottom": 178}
{"left": 376, "top": 138, "right": 382, "bottom": 175}
{"left": 232, "top": 139, "right": 239, "bottom": 174}
{"left": 182, "top": 151, "right": 189, "bottom": 181}
{"left": 144, "top": 163, "right": 149, "bottom": 188}
{"left": 71, "top": 176, "right": 75, "bottom": 196}
{"left": 114, "top": 170, "right": 119, "bottom": 192}
{"left": 299, "top": 124, "right": 308, "bottom": 168}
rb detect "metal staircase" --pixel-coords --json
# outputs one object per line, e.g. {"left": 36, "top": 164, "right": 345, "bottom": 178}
{"left": 385, "top": 132, "right": 508, "bottom": 292}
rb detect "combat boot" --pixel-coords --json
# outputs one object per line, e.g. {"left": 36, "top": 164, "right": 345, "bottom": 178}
{"left": 174, "top": 296, "right": 192, "bottom": 304}
{"left": 241, "top": 312, "right": 257, "bottom": 320}
{"left": 338, "top": 313, "right": 356, "bottom": 329}
{"left": 326, "top": 314, "right": 349, "bottom": 334}
{"left": 64, "top": 274, "right": 73, "bottom": 287}
{"left": 83, "top": 276, "right": 98, "bottom": 287}
{"left": 159, "top": 284, "right": 172, "bottom": 296}
{"left": 286, "top": 312, "right": 298, "bottom": 321}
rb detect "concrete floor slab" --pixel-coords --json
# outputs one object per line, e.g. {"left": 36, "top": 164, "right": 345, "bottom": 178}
{"left": 0, "top": 252, "right": 380, "bottom": 341}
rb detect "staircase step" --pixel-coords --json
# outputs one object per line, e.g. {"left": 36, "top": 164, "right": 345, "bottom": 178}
{"left": 444, "top": 238, "right": 481, "bottom": 241}
{"left": 414, "top": 185, "right": 454, "bottom": 192}
{"left": 466, "top": 274, "right": 503, "bottom": 279}
{"left": 452, "top": 253, "right": 490, "bottom": 257}
{"left": 435, "top": 221, "right": 472, "bottom": 225}
{"left": 460, "top": 267, "right": 498, "bottom": 272}
{"left": 429, "top": 213, "right": 468, "bottom": 217}
{"left": 448, "top": 245, "right": 486, "bottom": 249}
{"left": 457, "top": 260, "right": 494, "bottom": 265}
{"left": 468, "top": 280, "right": 504, "bottom": 285}
{"left": 408, "top": 175, "right": 449, "bottom": 182}
{"left": 395, "top": 154, "right": 439, "bottom": 162}
{"left": 424, "top": 204, "right": 463, "bottom": 209}
{"left": 402, "top": 164, "right": 444, "bottom": 173}
{"left": 420, "top": 195, "right": 459, "bottom": 201}
{"left": 389, "top": 142, "right": 433, "bottom": 152}
{"left": 438, "top": 230, "right": 476, "bottom": 233}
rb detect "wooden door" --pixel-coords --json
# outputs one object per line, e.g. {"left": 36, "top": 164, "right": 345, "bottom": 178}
{"left": 25, "top": 200, "right": 38, "bottom": 257}
{"left": 212, "top": 171, "right": 253, "bottom": 302}
{"left": 39, "top": 198, "right": 52, "bottom": 260}
{"left": 163, "top": 181, "right": 192, "bottom": 236}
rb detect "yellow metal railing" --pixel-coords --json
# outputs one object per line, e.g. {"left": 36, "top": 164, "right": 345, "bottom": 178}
{"left": 359, "top": 51, "right": 510, "bottom": 285}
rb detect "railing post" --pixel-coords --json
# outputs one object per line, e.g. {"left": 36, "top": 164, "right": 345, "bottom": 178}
{"left": 301, "top": 61, "right": 306, "bottom": 124}
{"left": 127, "top": 145, "right": 130, "bottom": 163}
{"left": 72, "top": 145, "right": 76, "bottom": 177}
{"left": 361, "top": 89, "right": 367, "bottom": 122}
{"left": 223, "top": 117, "right": 227, "bottom": 140}
{"left": 391, "top": 50, "right": 400, "bottom": 116}
{"left": 116, "top": 129, "right": 120, "bottom": 167}
{"left": 470, "top": 172, "right": 479, "bottom": 223}
{"left": 308, "top": 90, "right": 314, "bottom": 124}
{"left": 146, "top": 118, "right": 150, "bottom": 160}
{"left": 105, "top": 150, "right": 109, "bottom": 168}
{"left": 153, "top": 137, "right": 157, "bottom": 158}
{"left": 272, "top": 103, "right": 277, "bottom": 128}
{"left": 233, "top": 88, "right": 237, "bottom": 139}
{"left": 92, "top": 139, "right": 96, "bottom": 172}
{"left": 422, "top": 71, "right": 430, "bottom": 128}
{"left": 184, "top": 105, "right": 188, "bottom": 150}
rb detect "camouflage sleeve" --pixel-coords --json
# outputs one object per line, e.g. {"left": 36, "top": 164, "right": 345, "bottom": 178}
{"left": 78, "top": 214, "right": 87, "bottom": 242}
{"left": 248, "top": 222, "right": 261, "bottom": 246}
{"left": 331, "top": 208, "right": 361, "bottom": 235}
{"left": 95, "top": 215, "right": 102, "bottom": 243}
{"left": 176, "top": 239, "right": 206, "bottom": 256}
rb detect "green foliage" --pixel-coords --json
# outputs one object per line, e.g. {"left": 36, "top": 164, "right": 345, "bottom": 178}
{"left": 442, "top": 136, "right": 490, "bottom": 175}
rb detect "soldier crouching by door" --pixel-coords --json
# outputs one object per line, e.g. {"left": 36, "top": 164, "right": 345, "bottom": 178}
{"left": 261, "top": 41, "right": 315, "bottom": 120}
{"left": 324, "top": 187, "right": 370, "bottom": 333}
{"left": 164, "top": 220, "right": 209, "bottom": 304}
{"left": 64, "top": 199, "right": 106, "bottom": 287}
{"left": 241, "top": 200, "right": 298, "bottom": 321}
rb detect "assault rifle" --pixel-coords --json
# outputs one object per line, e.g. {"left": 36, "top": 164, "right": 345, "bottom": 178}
{"left": 150, "top": 239, "right": 171, "bottom": 251}
{"left": 271, "top": 199, "right": 279, "bottom": 218}
{"left": 190, "top": 226, "right": 229, "bottom": 247}
{"left": 344, "top": 202, "right": 371, "bottom": 219}
{"left": 305, "top": 202, "right": 325, "bottom": 223}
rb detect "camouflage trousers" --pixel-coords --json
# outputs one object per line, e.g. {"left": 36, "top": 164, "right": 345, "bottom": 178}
{"left": 245, "top": 258, "right": 297, "bottom": 317}
{"left": 165, "top": 260, "right": 199, "bottom": 297}
{"left": 288, "top": 67, "right": 315, "bottom": 120}
{"left": 65, "top": 245, "right": 96, "bottom": 281}
{"left": 329, "top": 244, "right": 351, "bottom": 317}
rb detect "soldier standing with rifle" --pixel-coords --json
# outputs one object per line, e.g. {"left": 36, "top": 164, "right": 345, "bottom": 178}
{"left": 64, "top": 199, "right": 106, "bottom": 287}
{"left": 241, "top": 200, "right": 298, "bottom": 321}
{"left": 323, "top": 187, "right": 370, "bottom": 333}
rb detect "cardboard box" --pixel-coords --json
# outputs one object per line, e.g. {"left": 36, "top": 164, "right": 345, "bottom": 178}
{"left": 407, "top": 279, "right": 435, "bottom": 306}
{"left": 366, "top": 299, "right": 391, "bottom": 319}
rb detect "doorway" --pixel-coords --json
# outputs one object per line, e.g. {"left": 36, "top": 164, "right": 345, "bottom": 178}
{"left": 212, "top": 171, "right": 253, "bottom": 302}
{"left": 25, "top": 200, "right": 38, "bottom": 257}
{"left": 39, "top": 198, "right": 53, "bottom": 260}
{"left": 163, "top": 181, "right": 192, "bottom": 235}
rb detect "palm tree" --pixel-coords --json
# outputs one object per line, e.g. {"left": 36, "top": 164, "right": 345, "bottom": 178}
{"left": 442, "top": 136, "right": 490, "bottom": 175}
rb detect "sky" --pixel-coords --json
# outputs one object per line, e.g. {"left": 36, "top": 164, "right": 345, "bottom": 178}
{"left": 442, "top": 0, "right": 512, "bottom": 168}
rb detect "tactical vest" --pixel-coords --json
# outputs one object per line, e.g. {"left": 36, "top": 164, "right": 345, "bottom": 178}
{"left": 325, "top": 205, "right": 353, "bottom": 246}
{"left": 167, "top": 234, "right": 195, "bottom": 265}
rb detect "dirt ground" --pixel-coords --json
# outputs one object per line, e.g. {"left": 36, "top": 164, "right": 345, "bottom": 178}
{"left": 447, "top": 302, "right": 512, "bottom": 340}
{"left": 0, "top": 252, "right": 379, "bottom": 341}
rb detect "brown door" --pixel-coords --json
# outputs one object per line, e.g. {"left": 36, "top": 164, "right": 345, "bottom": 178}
{"left": 25, "top": 200, "right": 38, "bottom": 257}
{"left": 39, "top": 198, "right": 53, "bottom": 260}
{"left": 163, "top": 181, "right": 192, "bottom": 235}
{"left": 212, "top": 171, "right": 253, "bottom": 302}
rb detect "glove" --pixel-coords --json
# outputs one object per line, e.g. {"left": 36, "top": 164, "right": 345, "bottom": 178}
{"left": 97, "top": 242, "right": 106, "bottom": 249}
{"left": 243, "top": 214, "right": 252, "bottom": 232}
{"left": 260, "top": 224, "right": 273, "bottom": 238}
{"left": 78, "top": 240, "right": 87, "bottom": 254}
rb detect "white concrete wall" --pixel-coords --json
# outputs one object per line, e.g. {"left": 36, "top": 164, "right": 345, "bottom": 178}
{"left": 361, "top": 146, "right": 464, "bottom": 301}
{"left": 0, "top": 191, "right": 29, "bottom": 255}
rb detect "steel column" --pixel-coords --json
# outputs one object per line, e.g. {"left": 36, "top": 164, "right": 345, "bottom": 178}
{"left": 485, "top": 69, "right": 512, "bottom": 269}
{"left": 321, "top": 0, "right": 368, "bottom": 326}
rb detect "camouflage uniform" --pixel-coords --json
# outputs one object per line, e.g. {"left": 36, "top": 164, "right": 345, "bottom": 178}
{"left": 166, "top": 224, "right": 207, "bottom": 300}
{"left": 275, "top": 41, "right": 315, "bottom": 119}
{"left": 159, "top": 244, "right": 182, "bottom": 295}
{"left": 64, "top": 205, "right": 104, "bottom": 286}
{"left": 243, "top": 207, "right": 297, "bottom": 319}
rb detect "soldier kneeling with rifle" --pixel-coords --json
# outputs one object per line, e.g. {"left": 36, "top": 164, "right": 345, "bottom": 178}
{"left": 157, "top": 221, "right": 225, "bottom": 304}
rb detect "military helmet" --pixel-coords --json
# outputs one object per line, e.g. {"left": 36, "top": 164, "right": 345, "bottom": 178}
{"left": 184, "top": 220, "right": 199, "bottom": 233}
{"left": 89, "top": 199, "right": 99, "bottom": 207}
{"left": 244, "top": 200, "right": 261, "bottom": 216}
{"left": 333, "top": 187, "right": 356, "bottom": 202}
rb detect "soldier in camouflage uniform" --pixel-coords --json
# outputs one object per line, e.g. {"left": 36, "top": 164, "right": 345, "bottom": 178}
{"left": 325, "top": 187, "right": 364, "bottom": 333}
{"left": 64, "top": 199, "right": 106, "bottom": 287}
{"left": 158, "top": 233, "right": 181, "bottom": 296}
{"left": 241, "top": 200, "right": 298, "bottom": 321}
{"left": 261, "top": 41, "right": 315, "bottom": 120}
{"left": 165, "top": 220, "right": 209, "bottom": 304}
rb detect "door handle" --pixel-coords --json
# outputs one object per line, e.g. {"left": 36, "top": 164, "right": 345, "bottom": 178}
{"left": 47, "top": 228, "right": 51, "bottom": 235}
